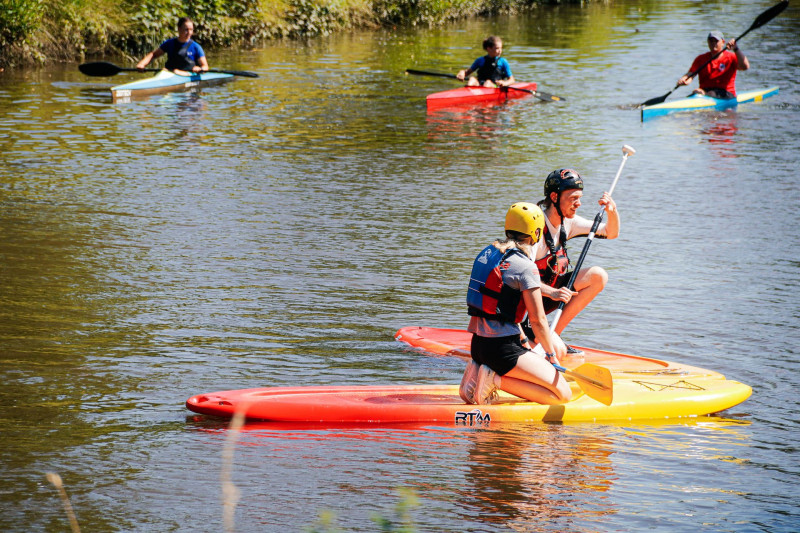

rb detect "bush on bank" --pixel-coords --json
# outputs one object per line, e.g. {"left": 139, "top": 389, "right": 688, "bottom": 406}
{"left": 0, "top": 0, "right": 556, "bottom": 68}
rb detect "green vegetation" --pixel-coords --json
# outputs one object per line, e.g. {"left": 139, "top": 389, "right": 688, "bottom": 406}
{"left": 305, "top": 488, "right": 420, "bottom": 532}
{"left": 0, "top": 0, "right": 568, "bottom": 68}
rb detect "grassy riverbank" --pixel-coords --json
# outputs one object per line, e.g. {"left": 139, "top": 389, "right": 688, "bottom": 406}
{"left": 0, "top": 0, "right": 573, "bottom": 68}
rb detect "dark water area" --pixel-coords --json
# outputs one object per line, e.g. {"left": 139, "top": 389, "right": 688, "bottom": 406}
{"left": 1, "top": 0, "right": 799, "bottom": 530}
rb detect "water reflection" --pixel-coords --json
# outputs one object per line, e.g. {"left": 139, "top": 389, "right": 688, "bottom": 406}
{"left": 159, "top": 92, "right": 209, "bottom": 140}
{"left": 461, "top": 425, "right": 615, "bottom": 528}
{"left": 425, "top": 98, "right": 528, "bottom": 142}
{"left": 184, "top": 416, "right": 753, "bottom": 531}
{"left": 701, "top": 113, "right": 739, "bottom": 158}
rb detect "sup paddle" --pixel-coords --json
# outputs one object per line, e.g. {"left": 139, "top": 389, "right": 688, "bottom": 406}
{"left": 79, "top": 61, "right": 260, "bottom": 78}
{"left": 640, "top": 0, "right": 788, "bottom": 107}
{"left": 548, "top": 144, "right": 635, "bottom": 335}
{"left": 405, "top": 68, "right": 565, "bottom": 102}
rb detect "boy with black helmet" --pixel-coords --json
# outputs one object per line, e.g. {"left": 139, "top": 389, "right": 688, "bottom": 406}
{"left": 527, "top": 168, "right": 620, "bottom": 354}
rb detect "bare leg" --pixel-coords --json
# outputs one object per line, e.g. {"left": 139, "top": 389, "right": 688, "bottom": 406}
{"left": 466, "top": 77, "right": 480, "bottom": 87}
{"left": 553, "top": 266, "right": 608, "bottom": 335}
{"left": 499, "top": 352, "right": 572, "bottom": 403}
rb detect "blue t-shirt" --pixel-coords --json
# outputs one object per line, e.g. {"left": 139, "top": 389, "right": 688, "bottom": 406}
{"left": 469, "top": 56, "right": 512, "bottom": 79}
{"left": 159, "top": 38, "right": 205, "bottom": 70}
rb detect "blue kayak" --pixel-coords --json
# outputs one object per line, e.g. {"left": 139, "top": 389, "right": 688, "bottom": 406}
{"left": 111, "top": 69, "right": 234, "bottom": 101}
{"left": 641, "top": 86, "right": 779, "bottom": 121}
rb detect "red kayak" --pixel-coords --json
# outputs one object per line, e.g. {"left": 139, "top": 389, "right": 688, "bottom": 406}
{"left": 426, "top": 82, "right": 538, "bottom": 109}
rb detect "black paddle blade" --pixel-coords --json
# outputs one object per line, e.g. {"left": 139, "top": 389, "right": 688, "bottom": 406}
{"left": 749, "top": 0, "right": 789, "bottom": 32}
{"left": 536, "top": 90, "right": 565, "bottom": 102}
{"left": 210, "top": 69, "right": 259, "bottom": 78}
{"left": 641, "top": 92, "right": 671, "bottom": 107}
{"left": 405, "top": 68, "right": 458, "bottom": 79}
{"left": 78, "top": 61, "right": 122, "bottom": 77}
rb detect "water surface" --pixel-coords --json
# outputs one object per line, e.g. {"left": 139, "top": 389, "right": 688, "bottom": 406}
{"left": 1, "top": 0, "right": 799, "bottom": 530}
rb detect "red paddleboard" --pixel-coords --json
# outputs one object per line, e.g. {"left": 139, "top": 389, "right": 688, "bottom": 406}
{"left": 394, "top": 326, "right": 718, "bottom": 378}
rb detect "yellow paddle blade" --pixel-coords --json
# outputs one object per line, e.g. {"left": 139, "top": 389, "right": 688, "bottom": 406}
{"left": 565, "top": 363, "right": 613, "bottom": 406}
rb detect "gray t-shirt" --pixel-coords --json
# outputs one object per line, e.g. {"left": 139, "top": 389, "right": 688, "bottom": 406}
{"left": 467, "top": 246, "right": 541, "bottom": 338}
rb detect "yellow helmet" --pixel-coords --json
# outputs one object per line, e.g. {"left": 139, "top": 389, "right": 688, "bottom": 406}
{"left": 505, "top": 202, "right": 545, "bottom": 243}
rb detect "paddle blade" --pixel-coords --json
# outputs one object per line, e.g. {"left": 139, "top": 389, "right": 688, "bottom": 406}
{"left": 748, "top": 0, "right": 788, "bottom": 33}
{"left": 641, "top": 92, "right": 671, "bottom": 108}
{"left": 505, "top": 85, "right": 565, "bottom": 101}
{"left": 78, "top": 61, "right": 123, "bottom": 77}
{"left": 209, "top": 68, "right": 259, "bottom": 78}
{"left": 405, "top": 69, "right": 458, "bottom": 79}
{"left": 535, "top": 90, "right": 565, "bottom": 102}
{"left": 566, "top": 363, "right": 613, "bottom": 405}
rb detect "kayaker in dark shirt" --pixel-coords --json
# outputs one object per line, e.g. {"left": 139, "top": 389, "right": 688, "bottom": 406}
{"left": 456, "top": 35, "right": 516, "bottom": 88}
{"left": 136, "top": 17, "right": 209, "bottom": 74}
{"left": 677, "top": 31, "right": 749, "bottom": 99}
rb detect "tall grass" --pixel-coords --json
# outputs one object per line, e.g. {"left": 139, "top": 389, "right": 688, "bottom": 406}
{"left": 0, "top": 0, "right": 559, "bottom": 68}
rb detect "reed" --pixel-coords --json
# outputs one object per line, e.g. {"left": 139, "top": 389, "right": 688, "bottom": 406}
{"left": 45, "top": 472, "right": 82, "bottom": 533}
{"left": 221, "top": 407, "right": 247, "bottom": 532}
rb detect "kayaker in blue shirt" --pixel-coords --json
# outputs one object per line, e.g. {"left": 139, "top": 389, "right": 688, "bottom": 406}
{"left": 136, "top": 17, "right": 209, "bottom": 74}
{"left": 456, "top": 35, "right": 516, "bottom": 88}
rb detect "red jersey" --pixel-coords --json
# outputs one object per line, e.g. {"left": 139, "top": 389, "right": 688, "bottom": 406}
{"left": 690, "top": 49, "right": 739, "bottom": 96}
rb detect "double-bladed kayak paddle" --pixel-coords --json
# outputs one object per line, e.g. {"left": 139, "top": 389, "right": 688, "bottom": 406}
{"left": 79, "top": 61, "right": 259, "bottom": 78}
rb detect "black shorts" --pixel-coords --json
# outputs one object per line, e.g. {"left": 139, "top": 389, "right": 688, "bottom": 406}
{"left": 704, "top": 88, "right": 735, "bottom": 100}
{"left": 471, "top": 334, "right": 528, "bottom": 376}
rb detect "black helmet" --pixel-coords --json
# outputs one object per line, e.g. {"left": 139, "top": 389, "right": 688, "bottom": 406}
{"left": 544, "top": 169, "right": 583, "bottom": 198}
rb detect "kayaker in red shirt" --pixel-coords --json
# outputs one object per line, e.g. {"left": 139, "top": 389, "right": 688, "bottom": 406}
{"left": 677, "top": 31, "right": 750, "bottom": 99}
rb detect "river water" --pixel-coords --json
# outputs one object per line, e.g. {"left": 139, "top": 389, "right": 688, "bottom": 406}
{"left": 1, "top": 0, "right": 799, "bottom": 531}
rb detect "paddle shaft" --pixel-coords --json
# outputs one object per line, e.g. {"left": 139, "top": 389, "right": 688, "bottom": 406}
{"left": 549, "top": 146, "right": 633, "bottom": 333}
{"left": 641, "top": 0, "right": 788, "bottom": 106}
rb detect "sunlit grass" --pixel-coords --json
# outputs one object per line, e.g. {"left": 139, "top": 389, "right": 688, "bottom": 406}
{"left": 1, "top": 0, "right": 570, "bottom": 67}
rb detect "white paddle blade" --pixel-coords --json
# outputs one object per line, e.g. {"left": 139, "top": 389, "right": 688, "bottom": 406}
{"left": 622, "top": 144, "right": 636, "bottom": 156}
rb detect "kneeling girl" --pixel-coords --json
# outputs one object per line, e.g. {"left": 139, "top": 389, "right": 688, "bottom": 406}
{"left": 461, "top": 202, "right": 573, "bottom": 405}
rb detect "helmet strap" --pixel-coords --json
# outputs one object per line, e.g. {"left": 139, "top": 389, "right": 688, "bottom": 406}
{"left": 552, "top": 191, "right": 564, "bottom": 219}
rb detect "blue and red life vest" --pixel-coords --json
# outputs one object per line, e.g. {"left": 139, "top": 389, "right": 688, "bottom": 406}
{"left": 467, "top": 245, "right": 527, "bottom": 323}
